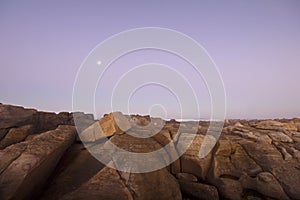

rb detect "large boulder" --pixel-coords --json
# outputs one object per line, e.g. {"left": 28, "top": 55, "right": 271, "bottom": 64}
{"left": 41, "top": 144, "right": 105, "bottom": 200}
{"left": 0, "top": 125, "right": 33, "bottom": 149}
{"left": 0, "top": 128, "right": 8, "bottom": 141}
{"left": 240, "top": 139, "right": 300, "bottom": 199}
{"left": 178, "top": 180, "right": 219, "bottom": 200}
{"left": 119, "top": 168, "right": 181, "bottom": 200}
{"left": 61, "top": 165, "right": 133, "bottom": 200}
{"left": 108, "top": 133, "right": 181, "bottom": 199}
{"left": 240, "top": 172, "right": 289, "bottom": 200}
{"left": 0, "top": 125, "right": 76, "bottom": 200}
{"left": 63, "top": 132, "right": 182, "bottom": 200}
{"left": 151, "top": 129, "right": 181, "bottom": 174}
{"left": 79, "top": 112, "right": 131, "bottom": 142}
{"left": 268, "top": 132, "right": 293, "bottom": 143}
{"left": 177, "top": 133, "right": 213, "bottom": 181}
{"left": 255, "top": 120, "right": 297, "bottom": 132}
{"left": 206, "top": 138, "right": 266, "bottom": 200}
{"left": 0, "top": 104, "right": 37, "bottom": 129}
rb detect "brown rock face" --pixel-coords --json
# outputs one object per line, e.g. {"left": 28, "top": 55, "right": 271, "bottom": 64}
{"left": 40, "top": 143, "right": 104, "bottom": 200}
{"left": 62, "top": 132, "right": 182, "bottom": 200}
{"left": 240, "top": 172, "right": 289, "bottom": 200}
{"left": 61, "top": 166, "right": 133, "bottom": 200}
{"left": 0, "top": 129, "right": 8, "bottom": 140}
{"left": 255, "top": 120, "right": 298, "bottom": 132}
{"left": 79, "top": 112, "right": 131, "bottom": 142}
{"left": 0, "top": 104, "right": 37, "bottom": 129}
{"left": 108, "top": 133, "right": 181, "bottom": 199}
{"left": 0, "top": 125, "right": 33, "bottom": 149}
{"left": 1, "top": 104, "right": 300, "bottom": 200}
{"left": 179, "top": 180, "right": 219, "bottom": 200}
{"left": 177, "top": 133, "right": 213, "bottom": 181}
{"left": 119, "top": 169, "right": 181, "bottom": 200}
{"left": 100, "top": 112, "right": 131, "bottom": 136}
{"left": 0, "top": 125, "right": 76, "bottom": 200}
{"left": 130, "top": 114, "right": 151, "bottom": 126}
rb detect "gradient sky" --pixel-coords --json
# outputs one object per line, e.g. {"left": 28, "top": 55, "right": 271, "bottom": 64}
{"left": 0, "top": 0, "right": 300, "bottom": 119}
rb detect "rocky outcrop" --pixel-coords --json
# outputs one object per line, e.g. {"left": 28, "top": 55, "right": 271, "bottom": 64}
{"left": 79, "top": 112, "right": 131, "bottom": 142}
{"left": 0, "top": 125, "right": 33, "bottom": 149}
{"left": 0, "top": 103, "right": 300, "bottom": 200}
{"left": 0, "top": 104, "right": 93, "bottom": 149}
{"left": 178, "top": 180, "right": 219, "bottom": 200}
{"left": 0, "top": 104, "right": 37, "bottom": 129}
{"left": 62, "top": 133, "right": 182, "bottom": 200}
{"left": 61, "top": 166, "right": 134, "bottom": 200}
{"left": 0, "top": 125, "right": 76, "bottom": 200}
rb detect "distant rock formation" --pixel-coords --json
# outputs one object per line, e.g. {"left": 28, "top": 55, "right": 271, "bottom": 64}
{"left": 0, "top": 103, "right": 300, "bottom": 199}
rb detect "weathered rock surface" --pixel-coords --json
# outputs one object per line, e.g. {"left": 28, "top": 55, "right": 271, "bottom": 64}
{"left": 78, "top": 112, "right": 131, "bottom": 142}
{"left": 62, "top": 133, "right": 182, "bottom": 200}
{"left": 0, "top": 104, "right": 37, "bottom": 129}
{"left": 0, "top": 125, "right": 76, "bottom": 200}
{"left": 0, "top": 104, "right": 82, "bottom": 150}
{"left": 61, "top": 166, "right": 133, "bottom": 200}
{"left": 40, "top": 143, "right": 104, "bottom": 200}
{"left": 179, "top": 180, "right": 219, "bottom": 200}
{"left": 0, "top": 103, "right": 300, "bottom": 200}
{"left": 0, "top": 125, "right": 33, "bottom": 149}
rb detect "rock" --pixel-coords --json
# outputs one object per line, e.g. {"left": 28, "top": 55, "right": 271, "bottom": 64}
{"left": 107, "top": 133, "right": 170, "bottom": 172}
{"left": 176, "top": 173, "right": 198, "bottom": 182}
{"left": 61, "top": 166, "right": 133, "bottom": 200}
{"left": 0, "top": 125, "right": 76, "bottom": 200}
{"left": 240, "top": 172, "right": 289, "bottom": 200}
{"left": 78, "top": 112, "right": 131, "bottom": 143}
{"left": 284, "top": 122, "right": 298, "bottom": 132}
{"left": 273, "top": 142, "right": 293, "bottom": 160}
{"left": 99, "top": 112, "right": 131, "bottom": 136}
{"left": 107, "top": 133, "right": 181, "bottom": 199}
{"left": 268, "top": 132, "right": 293, "bottom": 143}
{"left": 0, "top": 125, "right": 33, "bottom": 149}
{"left": 256, "top": 120, "right": 297, "bottom": 132}
{"left": 217, "top": 178, "right": 243, "bottom": 200}
{"left": 0, "top": 104, "right": 77, "bottom": 136}
{"left": 0, "top": 128, "right": 8, "bottom": 141}
{"left": 152, "top": 129, "right": 172, "bottom": 146}
{"left": 178, "top": 180, "right": 219, "bottom": 200}
{"left": 41, "top": 144, "right": 105, "bottom": 200}
{"left": 233, "top": 131, "right": 257, "bottom": 140}
{"left": 34, "top": 111, "right": 76, "bottom": 133}
{"left": 296, "top": 123, "right": 300, "bottom": 132}
{"left": 130, "top": 114, "right": 151, "bottom": 126}
{"left": 119, "top": 168, "right": 181, "bottom": 200}
{"left": 207, "top": 140, "right": 262, "bottom": 199}
{"left": 0, "top": 104, "right": 37, "bottom": 129}
{"left": 2, "top": 103, "right": 300, "bottom": 200}
{"left": 234, "top": 122, "right": 244, "bottom": 127}
{"left": 63, "top": 133, "right": 182, "bottom": 200}
{"left": 177, "top": 133, "right": 213, "bottom": 180}
{"left": 241, "top": 140, "right": 300, "bottom": 199}
{"left": 71, "top": 112, "right": 95, "bottom": 133}
{"left": 256, "top": 134, "right": 273, "bottom": 144}
{"left": 78, "top": 122, "right": 103, "bottom": 142}
{"left": 151, "top": 129, "right": 181, "bottom": 174}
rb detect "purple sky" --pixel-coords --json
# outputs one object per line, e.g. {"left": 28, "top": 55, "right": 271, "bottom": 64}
{"left": 0, "top": 1, "right": 300, "bottom": 119}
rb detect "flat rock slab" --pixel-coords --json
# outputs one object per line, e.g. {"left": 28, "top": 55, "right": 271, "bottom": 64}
{"left": 61, "top": 166, "right": 134, "bottom": 200}
{"left": 40, "top": 143, "right": 105, "bottom": 200}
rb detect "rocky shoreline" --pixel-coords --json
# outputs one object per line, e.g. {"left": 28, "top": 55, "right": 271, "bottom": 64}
{"left": 1, "top": 103, "right": 300, "bottom": 200}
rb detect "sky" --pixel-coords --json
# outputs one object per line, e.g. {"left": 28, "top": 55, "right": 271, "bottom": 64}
{"left": 0, "top": 0, "right": 300, "bottom": 119}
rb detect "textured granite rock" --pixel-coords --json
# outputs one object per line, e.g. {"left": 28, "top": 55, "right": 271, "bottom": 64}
{"left": 0, "top": 125, "right": 76, "bottom": 200}
{"left": 0, "top": 103, "right": 300, "bottom": 200}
